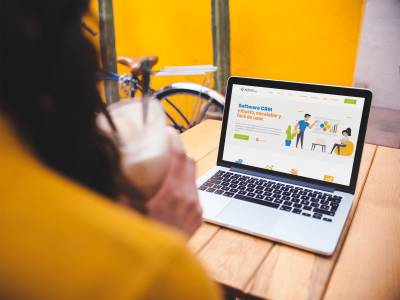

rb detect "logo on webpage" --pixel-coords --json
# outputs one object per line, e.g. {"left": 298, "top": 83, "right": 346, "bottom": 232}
{"left": 241, "top": 87, "right": 257, "bottom": 93}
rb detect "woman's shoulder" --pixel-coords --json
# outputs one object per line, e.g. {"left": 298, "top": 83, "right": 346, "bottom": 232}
{"left": 0, "top": 114, "right": 220, "bottom": 300}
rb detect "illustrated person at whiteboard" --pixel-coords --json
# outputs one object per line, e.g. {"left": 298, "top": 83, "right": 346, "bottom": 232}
{"left": 330, "top": 128, "right": 351, "bottom": 155}
{"left": 293, "top": 114, "right": 318, "bottom": 149}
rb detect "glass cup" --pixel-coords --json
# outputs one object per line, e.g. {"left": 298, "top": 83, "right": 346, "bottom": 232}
{"left": 97, "top": 98, "right": 170, "bottom": 199}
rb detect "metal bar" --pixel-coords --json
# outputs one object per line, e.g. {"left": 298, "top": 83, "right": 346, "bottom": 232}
{"left": 153, "top": 71, "right": 207, "bottom": 77}
{"left": 211, "top": 0, "right": 231, "bottom": 95}
{"left": 195, "top": 100, "right": 212, "bottom": 126}
{"left": 160, "top": 65, "right": 217, "bottom": 70}
{"left": 156, "top": 69, "right": 217, "bottom": 73}
{"left": 80, "top": 21, "right": 98, "bottom": 36}
{"left": 98, "top": 0, "right": 119, "bottom": 104}
{"left": 205, "top": 72, "right": 214, "bottom": 88}
{"left": 189, "top": 74, "right": 207, "bottom": 126}
{"left": 97, "top": 69, "right": 120, "bottom": 81}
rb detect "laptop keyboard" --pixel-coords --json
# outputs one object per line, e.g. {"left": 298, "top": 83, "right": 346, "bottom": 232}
{"left": 198, "top": 170, "right": 342, "bottom": 222}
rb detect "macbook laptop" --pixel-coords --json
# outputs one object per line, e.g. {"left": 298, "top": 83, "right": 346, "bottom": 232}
{"left": 196, "top": 77, "right": 372, "bottom": 255}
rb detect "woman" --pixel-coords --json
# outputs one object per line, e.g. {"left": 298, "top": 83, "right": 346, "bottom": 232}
{"left": 0, "top": 1, "right": 202, "bottom": 235}
{"left": 0, "top": 1, "right": 221, "bottom": 299}
{"left": 330, "top": 128, "right": 351, "bottom": 155}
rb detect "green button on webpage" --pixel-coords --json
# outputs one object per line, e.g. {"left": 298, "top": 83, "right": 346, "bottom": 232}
{"left": 344, "top": 99, "right": 357, "bottom": 104}
{"left": 234, "top": 134, "right": 249, "bottom": 140}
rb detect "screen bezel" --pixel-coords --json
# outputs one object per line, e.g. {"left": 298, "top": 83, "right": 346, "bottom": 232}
{"left": 217, "top": 76, "right": 373, "bottom": 193}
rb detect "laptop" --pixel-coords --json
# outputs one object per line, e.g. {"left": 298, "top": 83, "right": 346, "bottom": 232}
{"left": 196, "top": 77, "right": 372, "bottom": 255}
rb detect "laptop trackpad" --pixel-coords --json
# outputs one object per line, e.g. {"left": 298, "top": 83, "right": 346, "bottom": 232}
{"left": 216, "top": 201, "right": 283, "bottom": 234}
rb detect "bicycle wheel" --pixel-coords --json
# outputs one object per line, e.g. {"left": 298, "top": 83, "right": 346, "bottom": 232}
{"left": 153, "top": 82, "right": 225, "bottom": 133}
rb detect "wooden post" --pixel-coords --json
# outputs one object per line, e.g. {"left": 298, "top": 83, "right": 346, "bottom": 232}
{"left": 211, "top": 0, "right": 231, "bottom": 95}
{"left": 98, "top": 0, "right": 119, "bottom": 104}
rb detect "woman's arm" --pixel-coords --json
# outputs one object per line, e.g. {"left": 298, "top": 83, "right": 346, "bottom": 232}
{"left": 147, "top": 244, "right": 222, "bottom": 300}
{"left": 146, "top": 133, "right": 203, "bottom": 236}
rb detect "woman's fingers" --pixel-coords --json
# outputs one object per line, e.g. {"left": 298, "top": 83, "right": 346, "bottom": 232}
{"left": 178, "top": 156, "right": 201, "bottom": 232}
{"left": 181, "top": 199, "right": 203, "bottom": 235}
{"left": 146, "top": 134, "right": 203, "bottom": 236}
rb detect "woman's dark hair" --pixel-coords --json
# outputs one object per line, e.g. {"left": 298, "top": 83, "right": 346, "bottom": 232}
{"left": 0, "top": 1, "right": 146, "bottom": 213}
{"left": 342, "top": 128, "right": 351, "bottom": 136}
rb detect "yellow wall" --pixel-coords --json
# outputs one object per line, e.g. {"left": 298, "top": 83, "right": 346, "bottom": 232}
{"left": 230, "top": 0, "right": 365, "bottom": 86}
{"left": 84, "top": 0, "right": 365, "bottom": 91}
{"left": 113, "top": 0, "right": 214, "bottom": 91}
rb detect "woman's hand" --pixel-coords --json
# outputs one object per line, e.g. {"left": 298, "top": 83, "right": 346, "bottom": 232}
{"left": 146, "top": 132, "right": 203, "bottom": 237}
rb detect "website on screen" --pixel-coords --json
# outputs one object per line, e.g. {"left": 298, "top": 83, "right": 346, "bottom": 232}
{"left": 222, "top": 84, "right": 366, "bottom": 186}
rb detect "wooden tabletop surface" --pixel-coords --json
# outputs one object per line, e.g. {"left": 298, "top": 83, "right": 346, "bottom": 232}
{"left": 181, "top": 120, "right": 400, "bottom": 300}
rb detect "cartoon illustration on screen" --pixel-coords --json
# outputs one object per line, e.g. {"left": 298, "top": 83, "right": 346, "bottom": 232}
{"left": 330, "top": 128, "right": 354, "bottom": 156}
{"left": 313, "top": 117, "right": 341, "bottom": 136}
{"left": 285, "top": 125, "right": 297, "bottom": 146}
{"left": 293, "top": 114, "right": 318, "bottom": 149}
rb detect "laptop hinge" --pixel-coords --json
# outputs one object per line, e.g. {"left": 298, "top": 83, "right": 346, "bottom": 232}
{"left": 230, "top": 167, "right": 335, "bottom": 193}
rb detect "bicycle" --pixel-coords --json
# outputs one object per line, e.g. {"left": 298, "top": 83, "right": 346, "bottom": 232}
{"left": 97, "top": 55, "right": 225, "bottom": 133}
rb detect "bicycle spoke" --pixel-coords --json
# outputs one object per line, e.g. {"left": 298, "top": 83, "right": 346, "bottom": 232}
{"left": 195, "top": 100, "right": 212, "bottom": 125}
{"left": 156, "top": 89, "right": 224, "bottom": 132}
{"left": 162, "top": 97, "right": 190, "bottom": 127}
{"left": 185, "top": 94, "right": 187, "bottom": 120}
{"left": 164, "top": 109, "right": 184, "bottom": 133}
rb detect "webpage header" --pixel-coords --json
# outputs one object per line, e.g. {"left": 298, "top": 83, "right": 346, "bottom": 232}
{"left": 233, "top": 84, "right": 365, "bottom": 109}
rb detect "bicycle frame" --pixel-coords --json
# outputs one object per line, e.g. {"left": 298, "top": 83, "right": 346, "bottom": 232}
{"left": 97, "top": 65, "right": 221, "bottom": 133}
{"left": 85, "top": 23, "right": 223, "bottom": 132}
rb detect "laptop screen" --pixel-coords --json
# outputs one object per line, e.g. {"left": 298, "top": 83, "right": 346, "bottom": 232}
{"left": 222, "top": 84, "right": 367, "bottom": 186}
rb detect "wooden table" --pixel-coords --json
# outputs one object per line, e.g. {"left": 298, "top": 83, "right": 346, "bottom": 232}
{"left": 181, "top": 120, "right": 400, "bottom": 300}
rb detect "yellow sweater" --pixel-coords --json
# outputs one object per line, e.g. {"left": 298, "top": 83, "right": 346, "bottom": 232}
{"left": 0, "top": 114, "right": 221, "bottom": 300}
